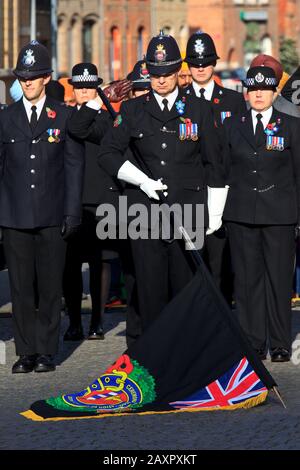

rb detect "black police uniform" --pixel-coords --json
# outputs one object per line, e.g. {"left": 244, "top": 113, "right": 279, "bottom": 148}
{"left": 0, "top": 42, "right": 84, "bottom": 362}
{"left": 184, "top": 32, "right": 247, "bottom": 303}
{"left": 98, "top": 87, "right": 224, "bottom": 332}
{"left": 223, "top": 67, "right": 300, "bottom": 357}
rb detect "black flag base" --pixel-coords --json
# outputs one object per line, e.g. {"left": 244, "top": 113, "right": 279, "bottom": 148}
{"left": 22, "top": 266, "right": 278, "bottom": 422}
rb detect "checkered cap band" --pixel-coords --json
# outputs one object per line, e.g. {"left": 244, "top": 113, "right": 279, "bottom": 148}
{"left": 72, "top": 74, "right": 99, "bottom": 82}
{"left": 245, "top": 77, "right": 277, "bottom": 87}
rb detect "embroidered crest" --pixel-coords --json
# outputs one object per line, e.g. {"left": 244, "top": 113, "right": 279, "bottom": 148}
{"left": 140, "top": 62, "right": 150, "bottom": 80}
{"left": 46, "top": 107, "right": 56, "bottom": 119}
{"left": 22, "top": 49, "right": 36, "bottom": 67}
{"left": 194, "top": 39, "right": 205, "bottom": 58}
{"left": 255, "top": 72, "right": 265, "bottom": 83}
{"left": 155, "top": 44, "right": 166, "bottom": 63}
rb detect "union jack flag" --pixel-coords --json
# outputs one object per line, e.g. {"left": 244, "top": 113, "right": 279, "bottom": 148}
{"left": 170, "top": 357, "right": 268, "bottom": 410}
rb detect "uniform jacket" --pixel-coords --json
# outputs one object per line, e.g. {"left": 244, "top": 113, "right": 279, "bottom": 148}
{"left": 184, "top": 82, "right": 247, "bottom": 128}
{"left": 0, "top": 97, "right": 84, "bottom": 229}
{"left": 98, "top": 89, "right": 225, "bottom": 228}
{"left": 68, "top": 105, "right": 123, "bottom": 207}
{"left": 223, "top": 108, "right": 300, "bottom": 225}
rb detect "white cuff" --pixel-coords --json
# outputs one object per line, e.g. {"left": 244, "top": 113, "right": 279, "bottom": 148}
{"left": 86, "top": 99, "right": 101, "bottom": 111}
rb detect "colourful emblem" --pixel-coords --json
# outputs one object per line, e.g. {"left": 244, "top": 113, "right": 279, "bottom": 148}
{"left": 175, "top": 100, "right": 185, "bottom": 115}
{"left": 264, "top": 122, "right": 279, "bottom": 136}
{"left": 220, "top": 111, "right": 232, "bottom": 123}
{"left": 46, "top": 107, "right": 56, "bottom": 119}
{"left": 155, "top": 44, "right": 166, "bottom": 63}
{"left": 113, "top": 114, "right": 122, "bottom": 127}
{"left": 266, "top": 135, "right": 284, "bottom": 151}
{"left": 214, "top": 98, "right": 220, "bottom": 105}
{"left": 140, "top": 62, "right": 150, "bottom": 80}
{"left": 47, "top": 128, "right": 60, "bottom": 143}
{"left": 45, "top": 354, "right": 156, "bottom": 414}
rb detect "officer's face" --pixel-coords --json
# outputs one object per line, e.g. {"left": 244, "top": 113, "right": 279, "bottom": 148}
{"left": 247, "top": 88, "right": 275, "bottom": 112}
{"left": 73, "top": 87, "right": 98, "bottom": 105}
{"left": 150, "top": 72, "right": 178, "bottom": 96}
{"left": 189, "top": 64, "right": 215, "bottom": 85}
{"left": 177, "top": 69, "right": 192, "bottom": 88}
{"left": 19, "top": 75, "right": 51, "bottom": 103}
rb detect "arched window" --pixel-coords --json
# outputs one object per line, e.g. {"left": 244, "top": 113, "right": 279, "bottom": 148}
{"left": 83, "top": 20, "right": 94, "bottom": 63}
{"left": 137, "top": 26, "right": 146, "bottom": 60}
{"left": 109, "top": 26, "right": 121, "bottom": 81}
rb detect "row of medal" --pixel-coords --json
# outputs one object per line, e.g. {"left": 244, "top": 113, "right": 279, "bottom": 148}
{"left": 47, "top": 129, "right": 61, "bottom": 143}
{"left": 266, "top": 135, "right": 284, "bottom": 151}
{"left": 179, "top": 120, "right": 198, "bottom": 141}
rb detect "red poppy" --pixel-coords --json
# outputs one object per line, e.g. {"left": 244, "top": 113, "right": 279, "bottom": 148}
{"left": 46, "top": 107, "right": 56, "bottom": 119}
{"left": 214, "top": 98, "right": 220, "bottom": 104}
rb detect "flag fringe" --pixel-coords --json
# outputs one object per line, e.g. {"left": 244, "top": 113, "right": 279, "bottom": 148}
{"left": 20, "top": 391, "right": 268, "bottom": 422}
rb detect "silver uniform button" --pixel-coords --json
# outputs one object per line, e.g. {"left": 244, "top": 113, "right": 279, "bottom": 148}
{"left": 31, "top": 169, "right": 35, "bottom": 174}
{"left": 139, "top": 133, "right": 143, "bottom": 138}
{"left": 253, "top": 187, "right": 257, "bottom": 191}
{"left": 31, "top": 184, "right": 35, "bottom": 189}
{"left": 160, "top": 160, "right": 166, "bottom": 166}
{"left": 32, "top": 139, "right": 36, "bottom": 144}
{"left": 162, "top": 126, "right": 167, "bottom": 131}
{"left": 253, "top": 170, "right": 257, "bottom": 173}
{"left": 254, "top": 152, "right": 258, "bottom": 156}
{"left": 11, "top": 139, "right": 15, "bottom": 143}
{"left": 30, "top": 155, "right": 36, "bottom": 159}
{"left": 162, "top": 143, "right": 167, "bottom": 149}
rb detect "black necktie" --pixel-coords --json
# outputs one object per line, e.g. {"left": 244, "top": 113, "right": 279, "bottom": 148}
{"left": 30, "top": 105, "right": 38, "bottom": 131}
{"left": 255, "top": 113, "right": 265, "bottom": 147}
{"left": 162, "top": 98, "right": 169, "bottom": 117}
{"left": 199, "top": 88, "right": 206, "bottom": 99}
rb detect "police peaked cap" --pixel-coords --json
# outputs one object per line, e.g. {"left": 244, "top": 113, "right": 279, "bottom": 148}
{"left": 243, "top": 66, "right": 278, "bottom": 89}
{"left": 68, "top": 63, "right": 103, "bottom": 88}
{"left": 146, "top": 32, "right": 182, "bottom": 75}
{"left": 14, "top": 40, "right": 53, "bottom": 79}
{"left": 127, "top": 60, "right": 151, "bottom": 90}
{"left": 184, "top": 32, "right": 219, "bottom": 67}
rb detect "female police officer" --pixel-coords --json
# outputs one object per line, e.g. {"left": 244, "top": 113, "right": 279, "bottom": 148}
{"left": 223, "top": 65, "right": 300, "bottom": 362}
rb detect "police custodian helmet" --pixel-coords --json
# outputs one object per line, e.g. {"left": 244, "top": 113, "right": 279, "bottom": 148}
{"left": 13, "top": 40, "right": 52, "bottom": 80}
{"left": 145, "top": 31, "right": 182, "bottom": 76}
{"left": 127, "top": 60, "right": 151, "bottom": 90}
{"left": 184, "top": 31, "right": 219, "bottom": 67}
{"left": 243, "top": 66, "right": 278, "bottom": 90}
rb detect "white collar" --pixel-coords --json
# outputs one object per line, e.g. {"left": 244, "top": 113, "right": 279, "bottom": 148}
{"left": 23, "top": 95, "right": 47, "bottom": 120}
{"left": 251, "top": 106, "right": 273, "bottom": 132}
{"left": 153, "top": 87, "right": 179, "bottom": 111}
{"left": 192, "top": 79, "right": 215, "bottom": 100}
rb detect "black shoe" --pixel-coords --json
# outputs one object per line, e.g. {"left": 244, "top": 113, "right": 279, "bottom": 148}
{"left": 12, "top": 355, "right": 37, "bottom": 374}
{"left": 255, "top": 349, "right": 267, "bottom": 360}
{"left": 270, "top": 347, "right": 290, "bottom": 363}
{"left": 63, "top": 325, "right": 84, "bottom": 341}
{"left": 87, "top": 325, "right": 105, "bottom": 340}
{"left": 34, "top": 355, "right": 56, "bottom": 373}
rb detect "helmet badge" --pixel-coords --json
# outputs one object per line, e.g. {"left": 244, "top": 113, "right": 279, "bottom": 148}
{"left": 194, "top": 39, "right": 205, "bottom": 58}
{"left": 155, "top": 44, "right": 166, "bottom": 63}
{"left": 22, "top": 49, "right": 36, "bottom": 67}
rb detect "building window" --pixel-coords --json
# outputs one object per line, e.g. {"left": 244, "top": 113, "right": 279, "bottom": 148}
{"left": 83, "top": 20, "right": 94, "bottom": 63}
{"left": 110, "top": 26, "right": 121, "bottom": 81}
{"left": 137, "top": 26, "right": 145, "bottom": 60}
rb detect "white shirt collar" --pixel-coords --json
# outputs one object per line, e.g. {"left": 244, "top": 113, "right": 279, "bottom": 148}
{"left": 251, "top": 106, "right": 273, "bottom": 132}
{"left": 23, "top": 95, "right": 47, "bottom": 121}
{"left": 153, "top": 87, "right": 179, "bottom": 111}
{"left": 192, "top": 79, "right": 215, "bottom": 100}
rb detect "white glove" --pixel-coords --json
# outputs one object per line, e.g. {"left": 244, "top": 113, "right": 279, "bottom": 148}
{"left": 117, "top": 160, "right": 167, "bottom": 201}
{"left": 206, "top": 186, "right": 229, "bottom": 235}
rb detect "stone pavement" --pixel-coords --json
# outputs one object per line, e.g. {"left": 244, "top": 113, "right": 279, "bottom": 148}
{"left": 1, "top": 268, "right": 300, "bottom": 451}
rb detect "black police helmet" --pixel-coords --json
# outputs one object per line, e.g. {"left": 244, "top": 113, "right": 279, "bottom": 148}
{"left": 184, "top": 32, "right": 219, "bottom": 67}
{"left": 127, "top": 60, "right": 151, "bottom": 90}
{"left": 146, "top": 31, "right": 182, "bottom": 76}
{"left": 13, "top": 40, "right": 52, "bottom": 79}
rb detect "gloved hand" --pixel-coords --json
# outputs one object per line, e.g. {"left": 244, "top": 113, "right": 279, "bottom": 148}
{"left": 103, "top": 79, "right": 133, "bottom": 103}
{"left": 61, "top": 215, "right": 81, "bottom": 241}
{"left": 117, "top": 160, "right": 167, "bottom": 201}
{"left": 206, "top": 186, "right": 229, "bottom": 236}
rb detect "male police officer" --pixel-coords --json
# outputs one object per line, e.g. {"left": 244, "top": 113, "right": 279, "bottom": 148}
{"left": 0, "top": 41, "right": 84, "bottom": 373}
{"left": 98, "top": 32, "right": 228, "bottom": 335}
{"left": 184, "top": 31, "right": 247, "bottom": 303}
{"left": 223, "top": 66, "right": 300, "bottom": 362}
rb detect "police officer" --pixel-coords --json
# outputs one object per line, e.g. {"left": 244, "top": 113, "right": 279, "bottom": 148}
{"left": 0, "top": 41, "right": 84, "bottom": 373}
{"left": 63, "top": 62, "right": 116, "bottom": 341}
{"left": 184, "top": 32, "right": 247, "bottom": 303}
{"left": 98, "top": 32, "right": 228, "bottom": 335}
{"left": 223, "top": 65, "right": 300, "bottom": 362}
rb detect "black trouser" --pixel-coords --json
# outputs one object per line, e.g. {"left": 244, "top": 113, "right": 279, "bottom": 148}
{"left": 63, "top": 208, "right": 104, "bottom": 329}
{"left": 130, "top": 238, "right": 195, "bottom": 333}
{"left": 3, "top": 227, "right": 66, "bottom": 356}
{"left": 227, "top": 222, "right": 295, "bottom": 351}
{"left": 204, "top": 232, "right": 233, "bottom": 304}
